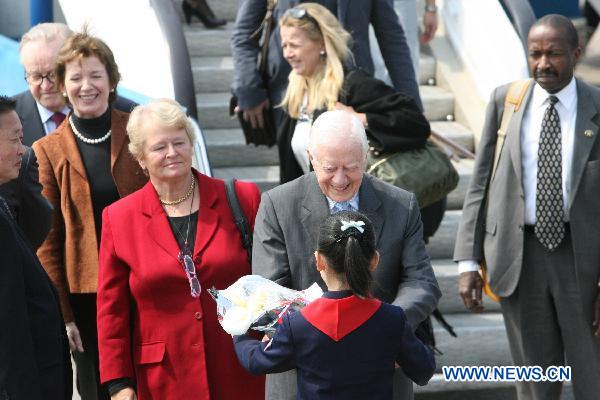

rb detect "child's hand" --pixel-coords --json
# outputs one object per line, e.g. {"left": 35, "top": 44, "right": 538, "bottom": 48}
{"left": 261, "top": 334, "right": 271, "bottom": 342}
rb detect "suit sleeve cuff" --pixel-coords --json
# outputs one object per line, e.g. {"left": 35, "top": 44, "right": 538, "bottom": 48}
{"left": 458, "top": 260, "right": 480, "bottom": 274}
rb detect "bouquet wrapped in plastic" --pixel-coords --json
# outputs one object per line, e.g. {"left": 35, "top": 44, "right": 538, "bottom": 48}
{"left": 208, "top": 275, "right": 323, "bottom": 335}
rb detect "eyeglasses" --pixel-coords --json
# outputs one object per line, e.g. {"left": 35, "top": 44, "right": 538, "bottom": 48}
{"left": 179, "top": 252, "right": 201, "bottom": 298}
{"left": 24, "top": 72, "right": 56, "bottom": 86}
{"left": 285, "top": 7, "right": 320, "bottom": 28}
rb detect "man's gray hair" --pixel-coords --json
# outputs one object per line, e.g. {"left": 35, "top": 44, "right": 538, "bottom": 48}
{"left": 308, "top": 110, "right": 369, "bottom": 156}
{"left": 19, "top": 23, "right": 71, "bottom": 58}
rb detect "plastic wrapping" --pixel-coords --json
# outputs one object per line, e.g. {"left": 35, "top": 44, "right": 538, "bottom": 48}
{"left": 208, "top": 275, "right": 323, "bottom": 335}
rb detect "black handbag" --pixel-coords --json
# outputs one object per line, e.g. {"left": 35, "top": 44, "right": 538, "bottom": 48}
{"left": 229, "top": 96, "right": 276, "bottom": 147}
{"left": 229, "top": 0, "right": 278, "bottom": 147}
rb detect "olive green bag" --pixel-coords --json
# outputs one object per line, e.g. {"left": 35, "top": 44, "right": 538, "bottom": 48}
{"left": 367, "top": 142, "right": 459, "bottom": 208}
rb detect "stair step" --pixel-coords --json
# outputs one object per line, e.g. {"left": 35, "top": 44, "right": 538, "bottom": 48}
{"left": 191, "top": 56, "right": 234, "bottom": 94}
{"left": 175, "top": 0, "right": 239, "bottom": 24}
{"left": 204, "top": 128, "right": 279, "bottom": 167}
{"left": 420, "top": 54, "right": 436, "bottom": 85}
{"left": 431, "top": 121, "right": 475, "bottom": 153}
{"left": 421, "top": 85, "right": 455, "bottom": 122}
{"left": 184, "top": 23, "right": 234, "bottom": 58}
{"left": 197, "top": 86, "right": 456, "bottom": 130}
{"left": 432, "top": 259, "right": 500, "bottom": 314}
{"left": 426, "top": 210, "right": 459, "bottom": 260}
{"left": 196, "top": 92, "right": 238, "bottom": 129}
{"left": 415, "top": 373, "right": 517, "bottom": 400}
{"left": 432, "top": 313, "right": 510, "bottom": 370}
{"left": 212, "top": 165, "right": 280, "bottom": 193}
{"left": 416, "top": 379, "right": 573, "bottom": 400}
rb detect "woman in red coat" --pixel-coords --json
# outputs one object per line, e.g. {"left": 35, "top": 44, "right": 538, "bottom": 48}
{"left": 96, "top": 98, "right": 264, "bottom": 400}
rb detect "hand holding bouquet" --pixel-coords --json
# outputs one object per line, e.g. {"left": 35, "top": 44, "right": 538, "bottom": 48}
{"left": 208, "top": 275, "right": 322, "bottom": 335}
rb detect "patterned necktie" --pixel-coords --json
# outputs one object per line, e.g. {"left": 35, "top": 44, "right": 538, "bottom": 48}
{"left": 534, "top": 95, "right": 565, "bottom": 251}
{"left": 332, "top": 201, "right": 354, "bottom": 214}
{"left": 50, "top": 112, "right": 66, "bottom": 127}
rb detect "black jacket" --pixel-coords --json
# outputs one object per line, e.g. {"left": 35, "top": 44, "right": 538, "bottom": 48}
{"left": 278, "top": 69, "right": 430, "bottom": 183}
{"left": 0, "top": 202, "right": 71, "bottom": 400}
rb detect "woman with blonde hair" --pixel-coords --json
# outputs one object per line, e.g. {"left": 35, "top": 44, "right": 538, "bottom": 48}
{"left": 96, "top": 98, "right": 265, "bottom": 400}
{"left": 276, "top": 2, "right": 430, "bottom": 184}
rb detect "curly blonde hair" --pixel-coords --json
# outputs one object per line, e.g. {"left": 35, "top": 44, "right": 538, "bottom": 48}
{"left": 279, "top": 3, "right": 352, "bottom": 119}
{"left": 127, "top": 98, "right": 196, "bottom": 162}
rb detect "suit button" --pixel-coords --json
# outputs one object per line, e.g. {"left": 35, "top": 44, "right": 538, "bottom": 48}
{"left": 194, "top": 311, "right": 202, "bottom": 320}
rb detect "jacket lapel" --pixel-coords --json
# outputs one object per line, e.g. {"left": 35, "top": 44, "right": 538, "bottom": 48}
{"left": 507, "top": 85, "right": 533, "bottom": 198}
{"left": 61, "top": 112, "right": 88, "bottom": 180}
{"left": 142, "top": 182, "right": 181, "bottom": 262}
{"left": 110, "top": 109, "right": 128, "bottom": 172}
{"left": 300, "top": 173, "right": 330, "bottom": 250}
{"left": 358, "top": 176, "right": 384, "bottom": 247}
{"left": 193, "top": 173, "right": 220, "bottom": 260}
{"left": 569, "top": 80, "right": 599, "bottom": 206}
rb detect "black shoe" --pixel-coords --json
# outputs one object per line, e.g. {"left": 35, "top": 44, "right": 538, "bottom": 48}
{"left": 182, "top": 0, "right": 226, "bottom": 28}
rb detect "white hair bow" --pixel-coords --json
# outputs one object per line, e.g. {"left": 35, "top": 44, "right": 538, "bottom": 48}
{"left": 340, "top": 220, "right": 365, "bottom": 233}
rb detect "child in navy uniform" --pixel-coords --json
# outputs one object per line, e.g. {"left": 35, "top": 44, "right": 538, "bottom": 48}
{"left": 234, "top": 210, "right": 435, "bottom": 399}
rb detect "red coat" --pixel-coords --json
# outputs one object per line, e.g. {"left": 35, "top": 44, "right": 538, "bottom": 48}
{"left": 97, "top": 171, "right": 265, "bottom": 399}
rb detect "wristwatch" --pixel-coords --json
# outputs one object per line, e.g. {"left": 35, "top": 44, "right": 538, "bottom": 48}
{"left": 425, "top": 4, "right": 437, "bottom": 13}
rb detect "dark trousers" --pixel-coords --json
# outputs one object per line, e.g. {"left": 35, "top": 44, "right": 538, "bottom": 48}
{"left": 500, "top": 229, "right": 600, "bottom": 400}
{"left": 70, "top": 294, "right": 110, "bottom": 400}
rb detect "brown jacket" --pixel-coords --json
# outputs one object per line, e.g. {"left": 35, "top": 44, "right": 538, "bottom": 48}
{"left": 32, "top": 109, "right": 147, "bottom": 321}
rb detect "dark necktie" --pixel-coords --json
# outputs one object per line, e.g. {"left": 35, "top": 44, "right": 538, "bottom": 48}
{"left": 50, "top": 112, "right": 66, "bottom": 127}
{"left": 535, "top": 95, "right": 565, "bottom": 251}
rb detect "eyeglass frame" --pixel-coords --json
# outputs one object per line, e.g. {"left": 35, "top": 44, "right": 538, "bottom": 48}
{"left": 24, "top": 71, "right": 57, "bottom": 86}
{"left": 179, "top": 252, "right": 201, "bottom": 298}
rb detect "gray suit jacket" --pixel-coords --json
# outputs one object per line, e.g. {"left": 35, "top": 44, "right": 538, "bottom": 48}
{"left": 253, "top": 173, "right": 440, "bottom": 328}
{"left": 231, "top": 0, "right": 421, "bottom": 111}
{"left": 454, "top": 79, "right": 600, "bottom": 307}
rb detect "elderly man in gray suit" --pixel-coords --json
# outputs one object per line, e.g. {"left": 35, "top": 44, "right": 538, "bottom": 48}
{"left": 454, "top": 15, "right": 600, "bottom": 400}
{"left": 253, "top": 109, "right": 440, "bottom": 399}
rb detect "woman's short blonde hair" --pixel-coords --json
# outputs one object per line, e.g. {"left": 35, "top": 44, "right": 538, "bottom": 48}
{"left": 127, "top": 98, "right": 196, "bottom": 161}
{"left": 55, "top": 26, "right": 121, "bottom": 105}
{"left": 279, "top": 3, "right": 352, "bottom": 119}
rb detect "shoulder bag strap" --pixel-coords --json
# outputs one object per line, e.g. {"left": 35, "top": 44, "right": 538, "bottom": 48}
{"left": 250, "top": 0, "right": 278, "bottom": 79}
{"left": 491, "top": 78, "right": 533, "bottom": 182}
{"left": 225, "top": 179, "right": 253, "bottom": 264}
{"left": 481, "top": 78, "right": 532, "bottom": 302}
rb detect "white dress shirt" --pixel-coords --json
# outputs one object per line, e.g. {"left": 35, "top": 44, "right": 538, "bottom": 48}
{"left": 458, "top": 78, "right": 578, "bottom": 274}
{"left": 37, "top": 103, "right": 71, "bottom": 135}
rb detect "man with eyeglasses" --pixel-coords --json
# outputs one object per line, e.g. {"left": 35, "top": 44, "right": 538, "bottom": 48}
{"left": 252, "top": 110, "right": 440, "bottom": 400}
{"left": 13, "top": 23, "right": 72, "bottom": 146}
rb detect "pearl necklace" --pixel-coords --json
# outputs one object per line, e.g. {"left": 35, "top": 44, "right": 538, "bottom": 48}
{"left": 160, "top": 175, "right": 196, "bottom": 206}
{"left": 69, "top": 116, "right": 112, "bottom": 144}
